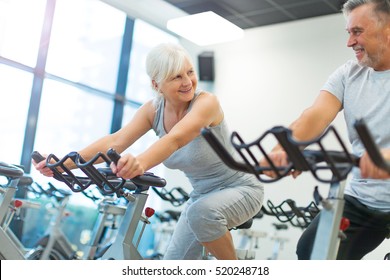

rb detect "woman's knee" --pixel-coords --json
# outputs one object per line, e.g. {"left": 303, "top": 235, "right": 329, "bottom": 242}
{"left": 187, "top": 201, "right": 222, "bottom": 227}
{"left": 186, "top": 202, "right": 227, "bottom": 241}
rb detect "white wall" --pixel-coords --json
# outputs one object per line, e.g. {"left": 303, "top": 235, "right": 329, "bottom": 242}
{"left": 173, "top": 13, "right": 390, "bottom": 260}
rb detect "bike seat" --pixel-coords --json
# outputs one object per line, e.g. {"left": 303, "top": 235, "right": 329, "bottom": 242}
{"left": 232, "top": 218, "right": 253, "bottom": 230}
{"left": 0, "top": 161, "right": 24, "bottom": 178}
{"left": 17, "top": 175, "right": 33, "bottom": 187}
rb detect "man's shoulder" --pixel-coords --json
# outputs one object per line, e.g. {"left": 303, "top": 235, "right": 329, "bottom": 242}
{"left": 338, "top": 59, "right": 370, "bottom": 76}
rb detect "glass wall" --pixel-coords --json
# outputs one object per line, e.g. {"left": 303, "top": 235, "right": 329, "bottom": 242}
{"left": 0, "top": 0, "right": 46, "bottom": 67}
{"left": 34, "top": 79, "right": 113, "bottom": 155}
{"left": 0, "top": 0, "right": 178, "bottom": 255}
{"left": 0, "top": 65, "right": 33, "bottom": 163}
{"left": 0, "top": 0, "right": 178, "bottom": 170}
{"left": 45, "top": 0, "right": 124, "bottom": 93}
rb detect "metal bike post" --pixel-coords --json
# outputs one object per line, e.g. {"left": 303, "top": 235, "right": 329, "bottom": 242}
{"left": 0, "top": 178, "right": 25, "bottom": 259}
{"left": 100, "top": 191, "right": 148, "bottom": 260}
{"left": 310, "top": 179, "right": 346, "bottom": 260}
{"left": 0, "top": 179, "right": 18, "bottom": 225}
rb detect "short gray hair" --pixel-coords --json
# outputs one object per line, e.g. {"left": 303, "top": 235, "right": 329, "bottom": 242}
{"left": 145, "top": 43, "right": 193, "bottom": 91}
{"left": 342, "top": 0, "right": 390, "bottom": 17}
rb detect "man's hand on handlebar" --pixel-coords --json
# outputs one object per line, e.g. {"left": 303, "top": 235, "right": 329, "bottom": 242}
{"left": 260, "top": 149, "right": 301, "bottom": 179}
{"left": 360, "top": 148, "right": 390, "bottom": 179}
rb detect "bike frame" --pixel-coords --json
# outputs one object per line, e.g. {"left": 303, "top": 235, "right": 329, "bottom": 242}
{"left": 31, "top": 150, "right": 166, "bottom": 260}
{"left": 201, "top": 119, "right": 390, "bottom": 260}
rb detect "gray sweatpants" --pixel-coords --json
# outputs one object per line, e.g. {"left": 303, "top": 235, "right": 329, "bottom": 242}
{"left": 163, "top": 184, "right": 264, "bottom": 260}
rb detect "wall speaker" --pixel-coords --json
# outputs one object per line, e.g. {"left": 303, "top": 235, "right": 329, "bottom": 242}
{"left": 198, "top": 51, "right": 214, "bottom": 81}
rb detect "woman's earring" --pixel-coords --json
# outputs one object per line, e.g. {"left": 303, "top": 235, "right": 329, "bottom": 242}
{"left": 152, "top": 81, "right": 159, "bottom": 91}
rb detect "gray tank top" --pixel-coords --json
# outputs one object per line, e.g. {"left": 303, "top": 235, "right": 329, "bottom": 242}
{"left": 152, "top": 90, "right": 263, "bottom": 197}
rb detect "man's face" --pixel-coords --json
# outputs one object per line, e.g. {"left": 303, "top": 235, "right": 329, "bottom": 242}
{"left": 346, "top": 3, "right": 390, "bottom": 70}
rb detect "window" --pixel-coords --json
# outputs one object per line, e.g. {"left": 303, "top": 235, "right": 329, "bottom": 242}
{"left": 0, "top": 0, "right": 46, "bottom": 67}
{"left": 33, "top": 79, "right": 113, "bottom": 157}
{"left": 0, "top": 0, "right": 180, "bottom": 255}
{"left": 0, "top": 65, "right": 33, "bottom": 164}
{"left": 45, "top": 0, "right": 125, "bottom": 93}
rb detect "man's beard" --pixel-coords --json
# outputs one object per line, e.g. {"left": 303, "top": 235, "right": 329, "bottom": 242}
{"left": 357, "top": 41, "right": 386, "bottom": 69}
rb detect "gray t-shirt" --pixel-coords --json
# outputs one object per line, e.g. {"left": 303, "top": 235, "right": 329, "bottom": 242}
{"left": 322, "top": 59, "right": 390, "bottom": 211}
{"left": 152, "top": 90, "right": 263, "bottom": 199}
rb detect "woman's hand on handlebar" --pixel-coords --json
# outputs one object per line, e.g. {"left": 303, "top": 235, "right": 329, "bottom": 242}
{"left": 32, "top": 154, "right": 55, "bottom": 178}
{"left": 360, "top": 148, "right": 390, "bottom": 179}
{"left": 260, "top": 150, "right": 302, "bottom": 179}
{"left": 110, "top": 153, "right": 145, "bottom": 179}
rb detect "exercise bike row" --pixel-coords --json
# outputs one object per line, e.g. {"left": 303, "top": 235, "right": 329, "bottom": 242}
{"left": 0, "top": 159, "right": 319, "bottom": 260}
{"left": 2, "top": 119, "right": 390, "bottom": 260}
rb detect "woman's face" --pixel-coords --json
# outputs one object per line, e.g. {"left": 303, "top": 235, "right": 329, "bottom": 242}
{"left": 158, "top": 58, "right": 198, "bottom": 103}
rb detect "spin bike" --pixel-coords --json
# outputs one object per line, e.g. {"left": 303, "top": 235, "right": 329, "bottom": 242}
{"left": 0, "top": 162, "right": 32, "bottom": 259}
{"left": 0, "top": 162, "right": 75, "bottom": 260}
{"left": 3, "top": 180, "right": 43, "bottom": 256}
{"left": 32, "top": 148, "right": 166, "bottom": 260}
{"left": 79, "top": 187, "right": 127, "bottom": 260}
{"left": 237, "top": 198, "right": 320, "bottom": 260}
{"left": 201, "top": 119, "right": 390, "bottom": 260}
{"left": 26, "top": 182, "right": 76, "bottom": 260}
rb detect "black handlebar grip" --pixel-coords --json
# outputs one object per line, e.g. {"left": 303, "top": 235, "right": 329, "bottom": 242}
{"left": 31, "top": 151, "right": 46, "bottom": 163}
{"left": 107, "top": 148, "right": 121, "bottom": 165}
{"left": 106, "top": 148, "right": 166, "bottom": 188}
{"left": 354, "top": 119, "right": 390, "bottom": 173}
{"left": 31, "top": 151, "right": 63, "bottom": 181}
{"left": 201, "top": 127, "right": 251, "bottom": 173}
{"left": 132, "top": 175, "right": 166, "bottom": 188}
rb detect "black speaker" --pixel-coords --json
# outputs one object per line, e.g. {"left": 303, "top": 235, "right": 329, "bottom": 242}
{"left": 198, "top": 51, "right": 214, "bottom": 81}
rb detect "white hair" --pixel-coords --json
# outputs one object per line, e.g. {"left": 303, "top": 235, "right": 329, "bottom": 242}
{"left": 146, "top": 43, "right": 194, "bottom": 94}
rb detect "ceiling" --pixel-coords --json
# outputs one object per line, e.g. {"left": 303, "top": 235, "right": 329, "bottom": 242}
{"left": 163, "top": 0, "right": 346, "bottom": 29}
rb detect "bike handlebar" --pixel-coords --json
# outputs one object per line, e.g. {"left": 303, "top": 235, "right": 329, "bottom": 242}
{"left": 262, "top": 199, "right": 320, "bottom": 229}
{"left": 31, "top": 150, "right": 166, "bottom": 195}
{"left": 201, "top": 119, "right": 386, "bottom": 183}
{"left": 200, "top": 128, "right": 252, "bottom": 173}
{"left": 354, "top": 119, "right": 390, "bottom": 173}
{"left": 106, "top": 148, "right": 167, "bottom": 187}
{"left": 151, "top": 186, "right": 189, "bottom": 207}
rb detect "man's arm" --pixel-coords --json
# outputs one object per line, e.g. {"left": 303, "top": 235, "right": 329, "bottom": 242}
{"left": 263, "top": 90, "right": 342, "bottom": 178}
